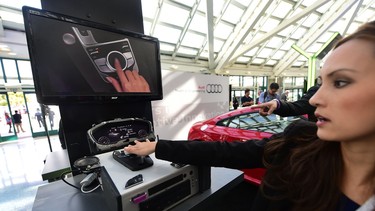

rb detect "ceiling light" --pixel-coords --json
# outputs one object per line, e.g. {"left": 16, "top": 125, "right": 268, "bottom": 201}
{"left": 0, "top": 47, "right": 11, "bottom": 52}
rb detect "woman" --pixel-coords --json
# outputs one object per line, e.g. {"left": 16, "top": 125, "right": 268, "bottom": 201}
{"left": 125, "top": 21, "right": 375, "bottom": 210}
{"left": 306, "top": 21, "right": 375, "bottom": 210}
{"left": 4, "top": 112, "right": 12, "bottom": 133}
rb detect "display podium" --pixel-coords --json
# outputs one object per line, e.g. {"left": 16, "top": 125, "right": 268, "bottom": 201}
{"left": 33, "top": 165, "right": 244, "bottom": 211}
{"left": 96, "top": 152, "right": 204, "bottom": 211}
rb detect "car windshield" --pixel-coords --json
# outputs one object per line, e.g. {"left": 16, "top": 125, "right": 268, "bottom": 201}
{"left": 217, "top": 113, "right": 302, "bottom": 134}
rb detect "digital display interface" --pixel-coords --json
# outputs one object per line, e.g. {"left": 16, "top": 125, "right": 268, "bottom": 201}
{"left": 91, "top": 121, "right": 151, "bottom": 144}
{"left": 87, "top": 118, "right": 156, "bottom": 154}
{"left": 23, "top": 6, "right": 163, "bottom": 104}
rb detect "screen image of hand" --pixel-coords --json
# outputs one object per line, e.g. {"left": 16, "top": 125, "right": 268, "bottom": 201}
{"left": 251, "top": 100, "right": 278, "bottom": 116}
{"left": 124, "top": 139, "right": 157, "bottom": 156}
{"left": 106, "top": 58, "right": 151, "bottom": 92}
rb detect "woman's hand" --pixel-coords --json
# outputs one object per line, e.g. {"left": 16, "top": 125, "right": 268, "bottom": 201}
{"left": 251, "top": 100, "right": 278, "bottom": 116}
{"left": 124, "top": 139, "right": 157, "bottom": 156}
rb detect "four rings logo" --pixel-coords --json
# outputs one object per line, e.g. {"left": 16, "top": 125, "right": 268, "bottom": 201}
{"left": 206, "top": 84, "right": 223, "bottom": 93}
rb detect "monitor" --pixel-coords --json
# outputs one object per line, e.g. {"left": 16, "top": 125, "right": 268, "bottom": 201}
{"left": 22, "top": 6, "right": 163, "bottom": 105}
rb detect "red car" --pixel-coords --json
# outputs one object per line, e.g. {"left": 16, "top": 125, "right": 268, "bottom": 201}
{"left": 188, "top": 107, "right": 305, "bottom": 185}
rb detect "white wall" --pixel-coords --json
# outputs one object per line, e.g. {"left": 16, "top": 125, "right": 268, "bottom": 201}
{"left": 152, "top": 70, "right": 229, "bottom": 140}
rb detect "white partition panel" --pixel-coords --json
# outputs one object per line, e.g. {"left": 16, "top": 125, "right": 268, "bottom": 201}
{"left": 152, "top": 70, "right": 229, "bottom": 140}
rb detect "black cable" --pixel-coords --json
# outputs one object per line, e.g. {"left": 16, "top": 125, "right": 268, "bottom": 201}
{"left": 60, "top": 170, "right": 81, "bottom": 190}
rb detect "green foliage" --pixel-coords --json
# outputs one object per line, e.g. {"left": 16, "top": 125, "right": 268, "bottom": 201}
{"left": 0, "top": 94, "right": 7, "bottom": 106}
{"left": 0, "top": 92, "right": 30, "bottom": 107}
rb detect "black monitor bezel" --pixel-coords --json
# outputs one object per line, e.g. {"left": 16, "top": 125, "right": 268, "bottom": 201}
{"left": 22, "top": 6, "right": 163, "bottom": 105}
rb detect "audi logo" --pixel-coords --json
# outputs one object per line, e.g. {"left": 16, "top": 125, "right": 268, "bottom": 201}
{"left": 206, "top": 84, "right": 223, "bottom": 93}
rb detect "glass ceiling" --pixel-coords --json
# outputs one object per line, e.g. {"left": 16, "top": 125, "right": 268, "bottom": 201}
{"left": 0, "top": 0, "right": 374, "bottom": 77}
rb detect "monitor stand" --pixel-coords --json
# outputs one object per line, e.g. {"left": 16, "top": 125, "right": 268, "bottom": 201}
{"left": 112, "top": 150, "right": 153, "bottom": 171}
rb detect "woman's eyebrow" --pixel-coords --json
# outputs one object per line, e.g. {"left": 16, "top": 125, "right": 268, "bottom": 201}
{"left": 326, "top": 68, "right": 357, "bottom": 77}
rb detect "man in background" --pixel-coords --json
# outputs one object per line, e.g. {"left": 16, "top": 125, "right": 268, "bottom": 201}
{"left": 232, "top": 97, "right": 239, "bottom": 110}
{"left": 35, "top": 108, "right": 44, "bottom": 127}
{"left": 280, "top": 90, "right": 289, "bottom": 101}
{"left": 258, "top": 82, "right": 280, "bottom": 103}
{"left": 252, "top": 84, "right": 319, "bottom": 122}
{"left": 12, "top": 110, "right": 25, "bottom": 133}
{"left": 241, "top": 88, "right": 253, "bottom": 107}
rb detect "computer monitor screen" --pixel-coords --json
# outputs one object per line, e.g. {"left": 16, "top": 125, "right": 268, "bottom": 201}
{"left": 23, "top": 6, "right": 163, "bottom": 104}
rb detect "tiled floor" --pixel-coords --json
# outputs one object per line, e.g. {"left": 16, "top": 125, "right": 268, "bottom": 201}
{"left": 0, "top": 135, "right": 63, "bottom": 211}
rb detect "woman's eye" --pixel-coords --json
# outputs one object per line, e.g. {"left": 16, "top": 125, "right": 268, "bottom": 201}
{"left": 333, "top": 80, "right": 349, "bottom": 88}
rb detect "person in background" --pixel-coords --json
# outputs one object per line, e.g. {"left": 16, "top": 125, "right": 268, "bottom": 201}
{"left": 124, "top": 21, "right": 375, "bottom": 210}
{"left": 12, "top": 110, "right": 25, "bottom": 133}
{"left": 258, "top": 82, "right": 280, "bottom": 103}
{"left": 251, "top": 85, "right": 318, "bottom": 122}
{"left": 5, "top": 112, "right": 12, "bottom": 133}
{"left": 44, "top": 106, "right": 55, "bottom": 129}
{"left": 241, "top": 88, "right": 253, "bottom": 107}
{"left": 35, "top": 108, "right": 44, "bottom": 128}
{"left": 48, "top": 109, "right": 55, "bottom": 129}
{"left": 255, "top": 89, "right": 262, "bottom": 104}
{"left": 232, "top": 96, "right": 239, "bottom": 110}
{"left": 280, "top": 90, "right": 289, "bottom": 101}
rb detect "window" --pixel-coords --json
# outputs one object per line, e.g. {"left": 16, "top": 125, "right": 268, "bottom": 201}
{"left": 243, "top": 76, "right": 254, "bottom": 87}
{"left": 217, "top": 111, "right": 300, "bottom": 134}
{"left": 17, "top": 60, "right": 34, "bottom": 85}
{"left": 229, "top": 76, "right": 240, "bottom": 87}
{"left": 2, "top": 59, "right": 19, "bottom": 83}
{"left": 0, "top": 60, "right": 4, "bottom": 83}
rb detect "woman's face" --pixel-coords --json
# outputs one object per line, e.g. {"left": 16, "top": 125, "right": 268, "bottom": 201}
{"left": 309, "top": 39, "right": 375, "bottom": 142}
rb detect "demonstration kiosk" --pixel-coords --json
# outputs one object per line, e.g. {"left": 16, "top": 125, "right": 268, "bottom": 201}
{"left": 24, "top": 1, "right": 244, "bottom": 210}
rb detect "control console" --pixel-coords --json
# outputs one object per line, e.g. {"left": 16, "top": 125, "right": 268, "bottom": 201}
{"left": 87, "top": 118, "right": 211, "bottom": 210}
{"left": 87, "top": 118, "right": 156, "bottom": 154}
{"left": 87, "top": 118, "right": 156, "bottom": 171}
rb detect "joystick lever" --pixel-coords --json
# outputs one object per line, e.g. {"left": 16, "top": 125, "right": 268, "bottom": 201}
{"left": 112, "top": 150, "right": 153, "bottom": 171}
{"left": 123, "top": 149, "right": 146, "bottom": 164}
{"left": 112, "top": 135, "right": 157, "bottom": 171}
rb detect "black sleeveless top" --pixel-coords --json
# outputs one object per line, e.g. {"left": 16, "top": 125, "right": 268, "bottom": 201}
{"left": 338, "top": 194, "right": 360, "bottom": 211}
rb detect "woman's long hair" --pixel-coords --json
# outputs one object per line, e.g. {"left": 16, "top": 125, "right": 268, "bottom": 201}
{"left": 261, "top": 120, "right": 342, "bottom": 211}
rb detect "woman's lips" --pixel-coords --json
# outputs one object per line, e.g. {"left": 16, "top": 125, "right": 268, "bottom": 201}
{"left": 315, "top": 113, "right": 329, "bottom": 126}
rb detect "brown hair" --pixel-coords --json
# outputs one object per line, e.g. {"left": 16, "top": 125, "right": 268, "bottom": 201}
{"left": 261, "top": 122, "right": 342, "bottom": 210}
{"left": 260, "top": 21, "right": 375, "bottom": 210}
{"left": 334, "top": 21, "right": 375, "bottom": 50}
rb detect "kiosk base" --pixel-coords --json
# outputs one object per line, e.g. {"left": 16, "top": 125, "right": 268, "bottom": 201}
{"left": 98, "top": 152, "right": 204, "bottom": 211}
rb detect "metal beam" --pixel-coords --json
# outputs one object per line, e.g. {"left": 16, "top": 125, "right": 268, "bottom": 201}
{"left": 171, "top": 0, "right": 201, "bottom": 59}
{"left": 272, "top": 0, "right": 360, "bottom": 77}
{"left": 150, "top": 0, "right": 164, "bottom": 36}
{"left": 206, "top": 0, "right": 215, "bottom": 70}
{"left": 341, "top": 0, "right": 363, "bottom": 36}
{"left": 214, "top": 0, "right": 328, "bottom": 74}
{"left": 194, "top": 0, "right": 232, "bottom": 67}
{"left": 227, "top": 0, "right": 330, "bottom": 64}
{"left": 246, "top": 0, "right": 284, "bottom": 66}
{"left": 214, "top": 0, "right": 273, "bottom": 73}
